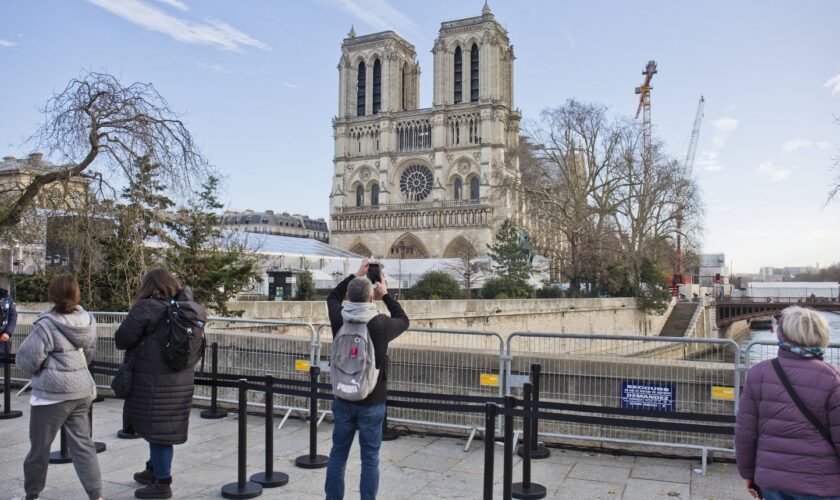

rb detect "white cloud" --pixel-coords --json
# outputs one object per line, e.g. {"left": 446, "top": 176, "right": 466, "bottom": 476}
{"left": 0, "top": 39, "right": 18, "bottom": 47}
{"left": 564, "top": 33, "right": 576, "bottom": 49}
{"left": 87, "top": 0, "right": 268, "bottom": 51}
{"left": 782, "top": 138, "right": 831, "bottom": 152}
{"left": 332, "top": 0, "right": 420, "bottom": 36}
{"left": 281, "top": 81, "right": 308, "bottom": 92}
{"left": 193, "top": 61, "right": 229, "bottom": 74}
{"left": 155, "top": 0, "right": 188, "bottom": 11}
{"left": 755, "top": 160, "right": 792, "bottom": 182}
{"left": 711, "top": 117, "right": 738, "bottom": 148}
{"left": 825, "top": 74, "right": 840, "bottom": 95}
{"left": 695, "top": 150, "right": 723, "bottom": 172}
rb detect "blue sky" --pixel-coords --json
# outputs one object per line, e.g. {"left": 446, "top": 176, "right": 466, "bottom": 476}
{"left": 1, "top": 0, "right": 838, "bottom": 273}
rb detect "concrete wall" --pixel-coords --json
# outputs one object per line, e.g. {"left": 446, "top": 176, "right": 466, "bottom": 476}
{"left": 227, "top": 297, "right": 675, "bottom": 338}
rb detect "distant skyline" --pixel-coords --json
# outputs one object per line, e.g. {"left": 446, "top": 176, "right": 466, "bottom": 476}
{"left": 1, "top": 0, "right": 838, "bottom": 273}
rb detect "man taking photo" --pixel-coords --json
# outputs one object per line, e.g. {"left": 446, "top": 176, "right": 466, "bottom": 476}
{"left": 324, "top": 258, "right": 409, "bottom": 500}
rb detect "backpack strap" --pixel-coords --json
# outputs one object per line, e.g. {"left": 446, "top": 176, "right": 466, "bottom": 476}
{"left": 771, "top": 358, "right": 837, "bottom": 455}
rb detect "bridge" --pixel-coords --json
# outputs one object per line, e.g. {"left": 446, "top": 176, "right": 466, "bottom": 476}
{"left": 715, "top": 297, "right": 840, "bottom": 327}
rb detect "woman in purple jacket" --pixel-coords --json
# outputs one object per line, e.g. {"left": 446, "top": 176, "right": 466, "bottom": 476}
{"left": 736, "top": 306, "right": 840, "bottom": 500}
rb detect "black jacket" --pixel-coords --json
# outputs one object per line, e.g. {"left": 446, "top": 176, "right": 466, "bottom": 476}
{"left": 115, "top": 287, "right": 200, "bottom": 445}
{"left": 0, "top": 288, "right": 17, "bottom": 334}
{"left": 327, "top": 275, "right": 409, "bottom": 405}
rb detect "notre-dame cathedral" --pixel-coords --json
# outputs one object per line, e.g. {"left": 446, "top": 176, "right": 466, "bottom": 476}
{"left": 329, "top": 3, "right": 522, "bottom": 259}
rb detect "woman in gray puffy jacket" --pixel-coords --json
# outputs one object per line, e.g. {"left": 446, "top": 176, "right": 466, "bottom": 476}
{"left": 736, "top": 306, "right": 840, "bottom": 500}
{"left": 17, "top": 276, "right": 102, "bottom": 500}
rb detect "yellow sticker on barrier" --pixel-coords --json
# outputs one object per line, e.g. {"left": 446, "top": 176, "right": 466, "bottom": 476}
{"left": 480, "top": 374, "right": 499, "bottom": 387}
{"left": 295, "top": 360, "right": 311, "bottom": 372}
{"left": 711, "top": 386, "right": 735, "bottom": 401}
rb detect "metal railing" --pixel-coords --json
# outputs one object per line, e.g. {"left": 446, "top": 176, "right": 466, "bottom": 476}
{"left": 743, "top": 340, "right": 840, "bottom": 370}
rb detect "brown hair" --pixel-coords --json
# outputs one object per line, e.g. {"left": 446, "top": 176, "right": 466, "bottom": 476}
{"left": 135, "top": 269, "right": 181, "bottom": 304}
{"left": 48, "top": 276, "right": 81, "bottom": 314}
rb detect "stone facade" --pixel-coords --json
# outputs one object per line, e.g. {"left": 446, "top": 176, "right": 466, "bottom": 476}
{"left": 330, "top": 4, "right": 521, "bottom": 259}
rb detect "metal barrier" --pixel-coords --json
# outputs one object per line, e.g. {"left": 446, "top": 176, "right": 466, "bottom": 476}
{"left": 506, "top": 332, "right": 740, "bottom": 471}
{"left": 315, "top": 322, "right": 505, "bottom": 450}
{"left": 743, "top": 340, "right": 840, "bottom": 370}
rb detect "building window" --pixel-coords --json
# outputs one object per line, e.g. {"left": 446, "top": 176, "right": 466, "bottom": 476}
{"left": 454, "top": 46, "right": 463, "bottom": 104}
{"left": 357, "top": 61, "right": 366, "bottom": 116}
{"left": 372, "top": 59, "right": 381, "bottom": 114}
{"left": 371, "top": 183, "right": 380, "bottom": 206}
{"left": 400, "top": 164, "right": 434, "bottom": 202}
{"left": 356, "top": 184, "right": 364, "bottom": 207}
{"left": 470, "top": 44, "right": 479, "bottom": 102}
{"left": 470, "top": 176, "right": 480, "bottom": 200}
{"left": 454, "top": 178, "right": 462, "bottom": 200}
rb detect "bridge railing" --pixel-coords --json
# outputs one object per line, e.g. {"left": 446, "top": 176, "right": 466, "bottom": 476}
{"left": 720, "top": 296, "right": 839, "bottom": 304}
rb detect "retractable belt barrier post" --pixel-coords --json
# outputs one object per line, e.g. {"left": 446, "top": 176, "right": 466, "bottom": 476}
{"left": 221, "top": 379, "right": 262, "bottom": 499}
{"left": 502, "top": 396, "right": 515, "bottom": 500}
{"left": 528, "top": 364, "right": 549, "bottom": 459}
{"left": 295, "top": 366, "right": 328, "bottom": 469}
{"left": 201, "top": 342, "right": 227, "bottom": 419}
{"left": 250, "top": 375, "right": 288, "bottom": 488}
{"left": 511, "top": 384, "right": 546, "bottom": 499}
{"left": 0, "top": 340, "right": 22, "bottom": 420}
{"left": 49, "top": 426, "right": 72, "bottom": 464}
{"left": 381, "top": 355, "right": 399, "bottom": 442}
{"left": 483, "top": 402, "right": 497, "bottom": 500}
{"left": 89, "top": 403, "right": 106, "bottom": 454}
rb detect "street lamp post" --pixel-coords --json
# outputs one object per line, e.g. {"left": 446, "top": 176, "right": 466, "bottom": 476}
{"left": 397, "top": 240, "right": 406, "bottom": 299}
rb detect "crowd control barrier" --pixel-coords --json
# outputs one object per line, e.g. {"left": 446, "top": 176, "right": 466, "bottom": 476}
{"left": 743, "top": 340, "right": 840, "bottom": 371}
{"left": 506, "top": 333, "right": 740, "bottom": 472}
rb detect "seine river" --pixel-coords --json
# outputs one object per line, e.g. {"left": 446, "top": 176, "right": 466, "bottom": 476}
{"left": 742, "top": 311, "right": 840, "bottom": 363}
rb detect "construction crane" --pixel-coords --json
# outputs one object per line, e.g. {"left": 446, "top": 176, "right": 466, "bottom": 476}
{"left": 635, "top": 60, "right": 658, "bottom": 170}
{"left": 672, "top": 95, "right": 705, "bottom": 295}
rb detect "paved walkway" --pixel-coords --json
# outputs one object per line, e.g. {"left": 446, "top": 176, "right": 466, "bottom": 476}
{"left": 0, "top": 398, "right": 751, "bottom": 499}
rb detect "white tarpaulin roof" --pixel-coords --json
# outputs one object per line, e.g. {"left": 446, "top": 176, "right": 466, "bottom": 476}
{"left": 746, "top": 281, "right": 839, "bottom": 298}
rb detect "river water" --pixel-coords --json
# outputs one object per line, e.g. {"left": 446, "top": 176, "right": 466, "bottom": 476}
{"left": 741, "top": 311, "right": 840, "bottom": 364}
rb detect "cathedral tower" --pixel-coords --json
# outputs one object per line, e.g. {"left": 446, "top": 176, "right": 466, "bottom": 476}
{"left": 330, "top": 3, "right": 521, "bottom": 260}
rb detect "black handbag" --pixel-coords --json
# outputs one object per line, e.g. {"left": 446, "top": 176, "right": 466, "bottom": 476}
{"left": 111, "top": 339, "right": 145, "bottom": 399}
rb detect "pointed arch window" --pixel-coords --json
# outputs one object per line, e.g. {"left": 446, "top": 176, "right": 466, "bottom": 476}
{"left": 454, "top": 178, "right": 463, "bottom": 201}
{"left": 356, "top": 61, "right": 366, "bottom": 116}
{"left": 372, "top": 59, "right": 382, "bottom": 114}
{"left": 371, "top": 183, "right": 380, "bottom": 206}
{"left": 470, "top": 176, "right": 480, "bottom": 201}
{"left": 454, "top": 46, "right": 463, "bottom": 104}
{"left": 470, "top": 44, "right": 479, "bottom": 102}
{"left": 356, "top": 185, "right": 364, "bottom": 207}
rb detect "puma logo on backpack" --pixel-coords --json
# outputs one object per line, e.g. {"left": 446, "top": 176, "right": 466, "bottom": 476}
{"left": 330, "top": 322, "right": 379, "bottom": 401}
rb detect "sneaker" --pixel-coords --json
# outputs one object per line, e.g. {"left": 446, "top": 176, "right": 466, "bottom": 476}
{"left": 134, "top": 478, "right": 172, "bottom": 499}
{"left": 133, "top": 461, "right": 154, "bottom": 485}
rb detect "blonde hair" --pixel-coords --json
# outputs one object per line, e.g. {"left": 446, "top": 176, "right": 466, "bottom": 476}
{"left": 779, "top": 306, "right": 830, "bottom": 348}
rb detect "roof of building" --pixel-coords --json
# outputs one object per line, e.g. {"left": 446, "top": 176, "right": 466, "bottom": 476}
{"left": 0, "top": 153, "right": 68, "bottom": 175}
{"left": 232, "top": 232, "right": 359, "bottom": 258}
{"left": 221, "top": 210, "right": 328, "bottom": 232}
{"left": 748, "top": 281, "right": 839, "bottom": 288}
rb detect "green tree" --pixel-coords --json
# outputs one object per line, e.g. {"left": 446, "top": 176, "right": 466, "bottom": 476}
{"left": 406, "top": 271, "right": 462, "bottom": 300}
{"left": 636, "top": 257, "right": 672, "bottom": 314}
{"left": 293, "top": 269, "right": 316, "bottom": 301}
{"left": 165, "top": 176, "right": 259, "bottom": 316}
{"left": 487, "top": 219, "right": 532, "bottom": 284}
{"left": 480, "top": 276, "right": 533, "bottom": 299}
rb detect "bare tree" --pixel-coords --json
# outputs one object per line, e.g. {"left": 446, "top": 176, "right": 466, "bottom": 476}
{"left": 443, "top": 230, "right": 487, "bottom": 298}
{"left": 1, "top": 70, "right": 209, "bottom": 228}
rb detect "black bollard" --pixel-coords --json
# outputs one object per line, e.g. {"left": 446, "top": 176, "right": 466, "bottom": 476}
{"left": 502, "top": 396, "right": 515, "bottom": 500}
{"left": 512, "top": 384, "right": 546, "bottom": 499}
{"left": 295, "top": 366, "right": 329, "bottom": 469}
{"left": 483, "top": 403, "right": 497, "bottom": 500}
{"left": 0, "top": 341, "right": 22, "bottom": 420}
{"left": 221, "top": 379, "right": 263, "bottom": 499}
{"left": 518, "top": 364, "right": 550, "bottom": 460}
{"left": 201, "top": 343, "right": 227, "bottom": 419}
{"left": 88, "top": 404, "right": 106, "bottom": 454}
{"left": 49, "top": 426, "right": 72, "bottom": 464}
{"left": 250, "top": 375, "right": 288, "bottom": 488}
{"left": 381, "top": 355, "right": 398, "bottom": 441}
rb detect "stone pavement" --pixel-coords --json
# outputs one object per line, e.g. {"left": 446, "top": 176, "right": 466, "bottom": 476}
{"left": 0, "top": 398, "right": 751, "bottom": 499}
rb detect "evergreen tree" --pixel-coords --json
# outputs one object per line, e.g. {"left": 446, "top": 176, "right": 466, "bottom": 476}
{"left": 487, "top": 219, "right": 533, "bottom": 284}
{"left": 406, "top": 271, "right": 462, "bottom": 300}
{"left": 294, "top": 269, "right": 316, "bottom": 301}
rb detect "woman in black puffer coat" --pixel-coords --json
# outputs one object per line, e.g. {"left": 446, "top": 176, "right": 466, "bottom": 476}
{"left": 115, "top": 269, "right": 206, "bottom": 500}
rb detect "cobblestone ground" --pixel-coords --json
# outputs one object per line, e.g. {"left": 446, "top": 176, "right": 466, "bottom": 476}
{"left": 0, "top": 398, "right": 750, "bottom": 499}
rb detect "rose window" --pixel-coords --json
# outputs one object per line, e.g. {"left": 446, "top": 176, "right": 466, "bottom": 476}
{"left": 399, "top": 165, "right": 434, "bottom": 201}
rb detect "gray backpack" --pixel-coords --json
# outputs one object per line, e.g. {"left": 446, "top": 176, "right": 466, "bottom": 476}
{"left": 330, "top": 321, "right": 379, "bottom": 401}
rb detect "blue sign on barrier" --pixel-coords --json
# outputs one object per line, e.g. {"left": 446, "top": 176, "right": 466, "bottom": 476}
{"left": 621, "top": 381, "right": 675, "bottom": 412}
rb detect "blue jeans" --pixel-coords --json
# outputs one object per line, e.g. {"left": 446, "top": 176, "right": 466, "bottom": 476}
{"left": 149, "top": 442, "right": 173, "bottom": 480}
{"left": 325, "top": 398, "right": 386, "bottom": 500}
{"left": 763, "top": 489, "right": 840, "bottom": 500}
